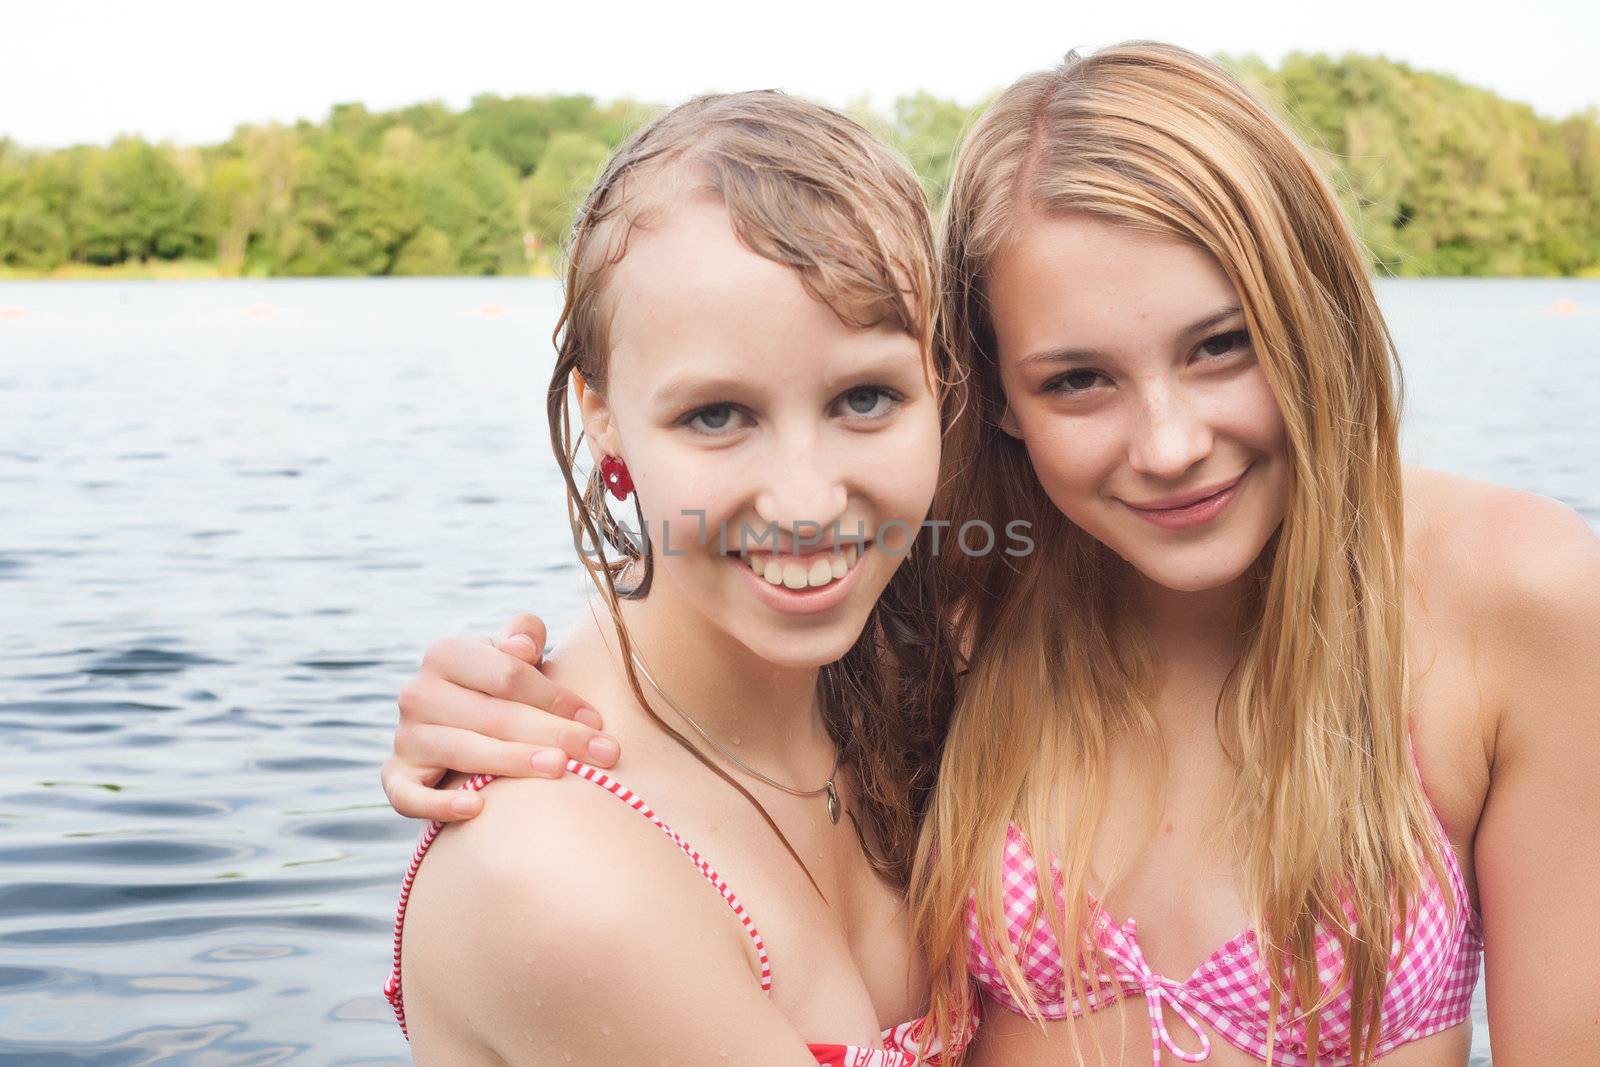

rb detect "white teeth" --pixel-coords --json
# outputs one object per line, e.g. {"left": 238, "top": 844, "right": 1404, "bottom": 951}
{"left": 742, "top": 544, "right": 868, "bottom": 591}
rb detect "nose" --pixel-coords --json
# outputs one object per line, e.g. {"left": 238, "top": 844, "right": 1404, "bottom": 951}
{"left": 753, "top": 457, "right": 850, "bottom": 548}
{"left": 1127, "top": 383, "right": 1212, "bottom": 481}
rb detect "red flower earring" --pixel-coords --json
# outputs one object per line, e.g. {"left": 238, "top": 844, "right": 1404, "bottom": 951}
{"left": 600, "top": 455, "right": 633, "bottom": 500}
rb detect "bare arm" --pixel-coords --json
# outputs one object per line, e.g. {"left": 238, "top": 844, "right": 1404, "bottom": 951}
{"left": 398, "top": 775, "right": 822, "bottom": 1066}
{"left": 1473, "top": 494, "right": 1600, "bottom": 1063}
{"left": 380, "top": 612, "right": 623, "bottom": 821}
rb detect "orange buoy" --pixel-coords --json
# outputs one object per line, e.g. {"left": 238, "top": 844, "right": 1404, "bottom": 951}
{"left": 245, "top": 303, "right": 276, "bottom": 319}
{"left": 477, "top": 302, "right": 506, "bottom": 318}
{"left": 1551, "top": 298, "right": 1578, "bottom": 317}
{"left": 0, "top": 305, "right": 27, "bottom": 320}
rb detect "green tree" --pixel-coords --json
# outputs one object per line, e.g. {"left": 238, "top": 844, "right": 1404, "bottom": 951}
{"left": 523, "top": 131, "right": 611, "bottom": 257}
{"left": 77, "top": 139, "right": 207, "bottom": 264}
{"left": 888, "top": 91, "right": 978, "bottom": 203}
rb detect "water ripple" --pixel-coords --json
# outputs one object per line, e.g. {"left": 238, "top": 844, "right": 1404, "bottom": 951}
{"left": 4, "top": 276, "right": 1564, "bottom": 1062}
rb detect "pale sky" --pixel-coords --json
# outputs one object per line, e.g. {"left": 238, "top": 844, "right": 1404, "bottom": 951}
{"left": 7, "top": 0, "right": 1598, "bottom": 148}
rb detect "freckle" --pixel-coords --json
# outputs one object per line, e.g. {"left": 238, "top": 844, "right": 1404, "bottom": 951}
{"left": 600, "top": 1024, "right": 612, "bottom": 1037}
{"left": 1164, "top": 822, "right": 1174, "bottom": 835}
{"left": 583, "top": 969, "right": 594, "bottom": 981}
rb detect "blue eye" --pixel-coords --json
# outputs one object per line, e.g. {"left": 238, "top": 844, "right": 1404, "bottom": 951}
{"left": 832, "top": 385, "right": 902, "bottom": 420}
{"left": 685, "top": 405, "right": 740, "bottom": 433}
{"left": 844, "top": 387, "right": 890, "bottom": 416}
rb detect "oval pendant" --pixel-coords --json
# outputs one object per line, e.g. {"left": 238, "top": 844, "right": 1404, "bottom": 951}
{"left": 825, "top": 781, "right": 841, "bottom": 824}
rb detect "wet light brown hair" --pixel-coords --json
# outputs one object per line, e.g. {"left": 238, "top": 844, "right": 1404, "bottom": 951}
{"left": 912, "top": 44, "right": 1449, "bottom": 1063}
{"left": 545, "top": 91, "right": 963, "bottom": 889}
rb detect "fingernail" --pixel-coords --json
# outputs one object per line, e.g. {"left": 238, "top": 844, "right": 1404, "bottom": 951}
{"left": 574, "top": 707, "right": 602, "bottom": 730}
{"left": 506, "top": 633, "right": 537, "bottom": 650}
{"left": 450, "top": 795, "right": 479, "bottom": 815}
{"left": 587, "top": 736, "right": 620, "bottom": 764}
{"left": 531, "top": 750, "right": 567, "bottom": 775}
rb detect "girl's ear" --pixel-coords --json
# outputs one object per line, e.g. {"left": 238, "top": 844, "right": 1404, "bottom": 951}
{"left": 574, "top": 371, "right": 621, "bottom": 465}
{"left": 997, "top": 403, "right": 1023, "bottom": 439}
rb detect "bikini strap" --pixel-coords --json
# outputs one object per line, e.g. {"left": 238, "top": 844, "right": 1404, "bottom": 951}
{"left": 562, "top": 759, "right": 774, "bottom": 993}
{"left": 385, "top": 763, "right": 773, "bottom": 1038}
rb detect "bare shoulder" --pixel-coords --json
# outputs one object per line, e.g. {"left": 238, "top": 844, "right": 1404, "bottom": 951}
{"left": 409, "top": 768, "right": 756, "bottom": 963}
{"left": 1404, "top": 466, "right": 1600, "bottom": 745}
{"left": 1404, "top": 465, "right": 1600, "bottom": 624}
{"left": 398, "top": 770, "right": 768, "bottom": 1059}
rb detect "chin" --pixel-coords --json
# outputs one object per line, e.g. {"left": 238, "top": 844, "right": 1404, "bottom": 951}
{"left": 1138, "top": 564, "right": 1249, "bottom": 594}
{"left": 1119, "top": 542, "right": 1264, "bottom": 595}
{"left": 740, "top": 627, "right": 863, "bottom": 670}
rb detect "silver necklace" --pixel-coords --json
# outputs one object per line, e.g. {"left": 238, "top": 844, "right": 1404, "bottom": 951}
{"left": 629, "top": 650, "right": 842, "bottom": 824}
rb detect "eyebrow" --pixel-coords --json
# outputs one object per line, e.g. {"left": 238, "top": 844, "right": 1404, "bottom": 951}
{"left": 1017, "top": 304, "right": 1245, "bottom": 368}
{"left": 649, "top": 347, "right": 926, "bottom": 409}
{"left": 650, "top": 373, "right": 750, "bottom": 409}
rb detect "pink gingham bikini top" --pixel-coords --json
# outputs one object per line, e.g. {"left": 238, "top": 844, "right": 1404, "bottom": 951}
{"left": 965, "top": 760, "right": 1482, "bottom": 1067}
{"left": 386, "top": 760, "right": 969, "bottom": 1066}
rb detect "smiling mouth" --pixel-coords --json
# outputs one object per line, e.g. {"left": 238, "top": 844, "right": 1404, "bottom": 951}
{"left": 1121, "top": 467, "right": 1251, "bottom": 529}
{"left": 735, "top": 543, "right": 869, "bottom": 590}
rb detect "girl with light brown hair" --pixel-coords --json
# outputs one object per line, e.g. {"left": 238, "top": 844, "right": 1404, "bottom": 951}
{"left": 384, "top": 44, "right": 1600, "bottom": 1065}
{"left": 383, "top": 90, "right": 973, "bottom": 1064}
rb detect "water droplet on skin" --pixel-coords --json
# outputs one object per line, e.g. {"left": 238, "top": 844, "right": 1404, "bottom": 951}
{"left": 732, "top": 736, "right": 742, "bottom": 745}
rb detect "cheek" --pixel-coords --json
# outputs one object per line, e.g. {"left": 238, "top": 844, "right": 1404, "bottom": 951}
{"left": 1217, "top": 365, "right": 1289, "bottom": 458}
{"left": 857, "top": 398, "right": 944, "bottom": 509}
{"left": 901, "top": 411, "right": 946, "bottom": 509}
{"left": 630, "top": 452, "right": 742, "bottom": 558}
{"left": 1013, "top": 404, "right": 1121, "bottom": 507}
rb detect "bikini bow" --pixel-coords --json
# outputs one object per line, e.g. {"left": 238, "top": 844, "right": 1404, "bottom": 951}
{"left": 1109, "top": 916, "right": 1213, "bottom": 1065}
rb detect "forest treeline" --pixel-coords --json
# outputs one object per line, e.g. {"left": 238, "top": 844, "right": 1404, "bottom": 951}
{"left": 2, "top": 53, "right": 1597, "bottom": 278}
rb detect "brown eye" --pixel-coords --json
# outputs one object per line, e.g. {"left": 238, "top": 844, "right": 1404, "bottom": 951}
{"left": 1045, "top": 368, "right": 1108, "bottom": 394}
{"left": 1199, "top": 330, "right": 1250, "bottom": 358}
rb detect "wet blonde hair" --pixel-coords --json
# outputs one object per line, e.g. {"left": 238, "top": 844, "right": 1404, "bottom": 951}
{"left": 547, "top": 91, "right": 964, "bottom": 890}
{"left": 912, "top": 43, "right": 1448, "bottom": 1063}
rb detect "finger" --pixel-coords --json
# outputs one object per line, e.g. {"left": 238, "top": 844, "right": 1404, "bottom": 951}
{"left": 391, "top": 777, "right": 483, "bottom": 822}
{"left": 397, "top": 676, "right": 618, "bottom": 764}
{"left": 414, "top": 637, "right": 603, "bottom": 729}
{"left": 495, "top": 632, "right": 545, "bottom": 666}
{"left": 382, "top": 759, "right": 484, "bottom": 822}
{"left": 395, "top": 723, "right": 575, "bottom": 780}
{"left": 499, "top": 613, "right": 548, "bottom": 660}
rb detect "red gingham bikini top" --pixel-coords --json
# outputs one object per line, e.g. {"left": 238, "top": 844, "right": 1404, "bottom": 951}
{"left": 964, "top": 753, "right": 1483, "bottom": 1067}
{"left": 385, "top": 760, "right": 968, "bottom": 1066}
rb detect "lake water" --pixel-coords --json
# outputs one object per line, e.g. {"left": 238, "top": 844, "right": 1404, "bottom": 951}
{"left": 2, "top": 277, "right": 1595, "bottom": 1065}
